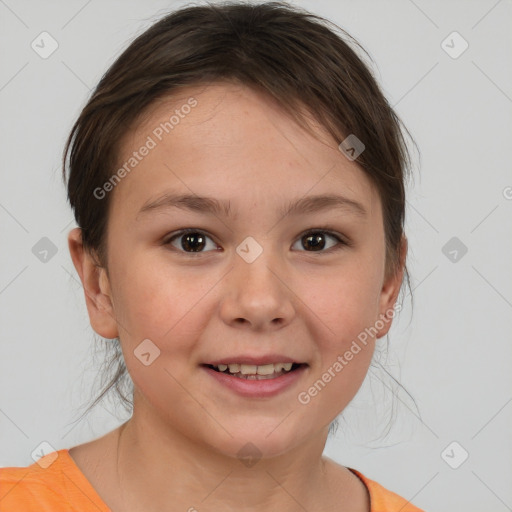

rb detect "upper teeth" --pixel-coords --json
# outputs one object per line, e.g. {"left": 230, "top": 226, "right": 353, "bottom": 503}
{"left": 215, "top": 363, "right": 293, "bottom": 375}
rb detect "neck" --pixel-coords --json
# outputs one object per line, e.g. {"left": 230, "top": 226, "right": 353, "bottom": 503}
{"left": 114, "top": 402, "right": 338, "bottom": 512}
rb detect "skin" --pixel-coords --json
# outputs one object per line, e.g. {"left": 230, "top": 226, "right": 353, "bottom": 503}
{"left": 68, "top": 81, "right": 407, "bottom": 512}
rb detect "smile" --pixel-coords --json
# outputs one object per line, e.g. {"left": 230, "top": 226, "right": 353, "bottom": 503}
{"left": 207, "top": 362, "right": 303, "bottom": 380}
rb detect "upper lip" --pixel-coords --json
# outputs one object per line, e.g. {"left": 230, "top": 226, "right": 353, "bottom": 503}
{"left": 204, "top": 355, "right": 304, "bottom": 366}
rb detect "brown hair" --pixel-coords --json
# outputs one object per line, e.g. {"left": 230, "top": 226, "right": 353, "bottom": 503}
{"left": 62, "top": 1, "right": 418, "bottom": 425}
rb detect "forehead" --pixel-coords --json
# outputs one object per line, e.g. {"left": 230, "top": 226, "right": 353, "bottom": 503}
{"left": 111, "top": 82, "right": 379, "bottom": 219}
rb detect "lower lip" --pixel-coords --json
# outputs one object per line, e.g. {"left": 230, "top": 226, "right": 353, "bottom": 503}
{"left": 202, "top": 365, "right": 307, "bottom": 398}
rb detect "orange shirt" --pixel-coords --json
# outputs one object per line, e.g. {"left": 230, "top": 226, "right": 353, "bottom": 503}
{"left": 0, "top": 449, "right": 424, "bottom": 511}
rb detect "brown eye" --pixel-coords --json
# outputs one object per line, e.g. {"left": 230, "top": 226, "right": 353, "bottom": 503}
{"left": 166, "top": 230, "right": 218, "bottom": 253}
{"left": 293, "top": 230, "right": 347, "bottom": 253}
{"left": 164, "top": 228, "right": 348, "bottom": 256}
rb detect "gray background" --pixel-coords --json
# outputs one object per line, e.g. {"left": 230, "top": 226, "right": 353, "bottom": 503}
{"left": 1, "top": 1, "right": 511, "bottom": 510}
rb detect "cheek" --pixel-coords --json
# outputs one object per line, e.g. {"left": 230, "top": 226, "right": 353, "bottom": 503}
{"left": 305, "top": 259, "right": 382, "bottom": 344}
{"left": 111, "top": 257, "right": 209, "bottom": 410}
{"left": 111, "top": 250, "right": 214, "bottom": 339}
{"left": 296, "top": 257, "right": 381, "bottom": 408}
{"left": 296, "top": 275, "right": 377, "bottom": 423}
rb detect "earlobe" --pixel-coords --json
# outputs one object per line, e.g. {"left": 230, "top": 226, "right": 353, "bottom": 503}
{"left": 67, "top": 227, "right": 119, "bottom": 339}
{"left": 376, "top": 235, "right": 408, "bottom": 338}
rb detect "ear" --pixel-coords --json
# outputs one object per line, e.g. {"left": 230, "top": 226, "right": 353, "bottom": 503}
{"left": 375, "top": 235, "right": 407, "bottom": 339}
{"left": 67, "top": 227, "right": 118, "bottom": 339}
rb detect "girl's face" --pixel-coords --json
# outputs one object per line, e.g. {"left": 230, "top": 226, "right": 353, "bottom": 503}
{"left": 73, "top": 82, "right": 404, "bottom": 459}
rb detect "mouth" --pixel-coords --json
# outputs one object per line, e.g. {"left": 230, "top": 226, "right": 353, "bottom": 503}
{"left": 201, "top": 358, "right": 309, "bottom": 398}
{"left": 204, "top": 362, "right": 307, "bottom": 380}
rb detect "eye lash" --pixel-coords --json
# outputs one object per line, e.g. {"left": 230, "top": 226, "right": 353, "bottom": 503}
{"left": 163, "top": 228, "right": 220, "bottom": 254}
{"left": 164, "top": 228, "right": 210, "bottom": 243}
{"left": 299, "top": 228, "right": 352, "bottom": 250}
{"left": 162, "top": 226, "right": 352, "bottom": 253}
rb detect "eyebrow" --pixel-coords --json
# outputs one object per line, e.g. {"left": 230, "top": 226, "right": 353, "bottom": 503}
{"left": 136, "top": 191, "right": 368, "bottom": 221}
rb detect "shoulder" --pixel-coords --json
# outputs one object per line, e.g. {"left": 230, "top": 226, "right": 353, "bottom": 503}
{"left": 0, "top": 449, "right": 110, "bottom": 512}
{"left": 0, "top": 450, "right": 68, "bottom": 510}
{"left": 348, "top": 468, "right": 425, "bottom": 512}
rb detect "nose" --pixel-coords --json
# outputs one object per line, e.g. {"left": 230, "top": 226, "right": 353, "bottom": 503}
{"left": 219, "top": 249, "right": 296, "bottom": 332}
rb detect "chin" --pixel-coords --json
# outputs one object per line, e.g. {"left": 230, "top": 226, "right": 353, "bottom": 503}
{"left": 202, "top": 416, "right": 318, "bottom": 463}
